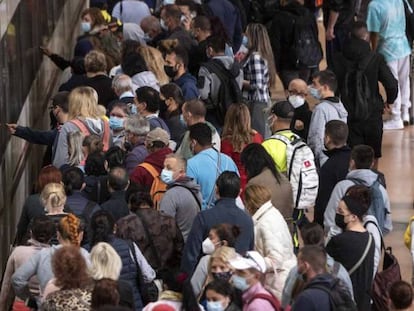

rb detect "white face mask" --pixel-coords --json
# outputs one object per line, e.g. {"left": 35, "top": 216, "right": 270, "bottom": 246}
{"left": 288, "top": 95, "right": 305, "bottom": 108}
{"left": 202, "top": 237, "right": 216, "bottom": 254}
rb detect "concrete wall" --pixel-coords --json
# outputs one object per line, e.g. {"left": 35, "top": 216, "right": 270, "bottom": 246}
{"left": 0, "top": 0, "right": 87, "bottom": 277}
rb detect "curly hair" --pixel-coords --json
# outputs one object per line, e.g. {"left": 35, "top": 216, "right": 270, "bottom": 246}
{"left": 90, "top": 210, "right": 115, "bottom": 248}
{"left": 222, "top": 104, "right": 254, "bottom": 152}
{"left": 58, "top": 213, "right": 82, "bottom": 246}
{"left": 52, "top": 245, "right": 90, "bottom": 290}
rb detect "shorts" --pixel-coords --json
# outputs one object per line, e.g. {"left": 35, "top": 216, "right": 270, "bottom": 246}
{"left": 348, "top": 120, "right": 383, "bottom": 158}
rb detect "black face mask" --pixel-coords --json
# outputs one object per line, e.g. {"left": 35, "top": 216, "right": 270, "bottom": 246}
{"left": 212, "top": 271, "right": 233, "bottom": 282}
{"left": 124, "top": 141, "right": 132, "bottom": 151}
{"left": 164, "top": 65, "right": 177, "bottom": 78}
{"left": 335, "top": 213, "right": 347, "bottom": 230}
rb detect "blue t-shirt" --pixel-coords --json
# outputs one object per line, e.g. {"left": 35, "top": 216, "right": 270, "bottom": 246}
{"left": 366, "top": 0, "right": 411, "bottom": 62}
{"left": 187, "top": 148, "right": 239, "bottom": 209}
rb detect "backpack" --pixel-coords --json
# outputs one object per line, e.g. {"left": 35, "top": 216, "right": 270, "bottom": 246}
{"left": 348, "top": 176, "right": 389, "bottom": 234}
{"left": 270, "top": 133, "right": 319, "bottom": 209}
{"left": 286, "top": 10, "right": 322, "bottom": 68}
{"left": 138, "top": 162, "right": 167, "bottom": 210}
{"left": 340, "top": 53, "right": 375, "bottom": 122}
{"left": 202, "top": 59, "right": 242, "bottom": 126}
{"left": 311, "top": 278, "right": 357, "bottom": 311}
{"left": 69, "top": 118, "right": 111, "bottom": 152}
{"left": 247, "top": 292, "right": 283, "bottom": 311}
{"left": 249, "top": 0, "right": 279, "bottom": 25}
{"left": 404, "top": 216, "right": 414, "bottom": 249}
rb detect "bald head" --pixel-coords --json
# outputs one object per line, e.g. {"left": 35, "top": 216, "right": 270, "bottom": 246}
{"left": 288, "top": 79, "right": 308, "bottom": 96}
{"left": 140, "top": 16, "right": 161, "bottom": 39}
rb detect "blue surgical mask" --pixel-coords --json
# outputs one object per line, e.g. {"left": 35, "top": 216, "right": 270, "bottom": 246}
{"left": 309, "top": 86, "right": 321, "bottom": 100}
{"left": 231, "top": 275, "right": 250, "bottom": 291}
{"left": 81, "top": 22, "right": 91, "bottom": 33}
{"left": 109, "top": 116, "right": 124, "bottom": 130}
{"left": 163, "top": 0, "right": 175, "bottom": 4}
{"left": 225, "top": 44, "right": 234, "bottom": 57}
{"left": 207, "top": 301, "right": 225, "bottom": 311}
{"left": 242, "top": 35, "right": 248, "bottom": 47}
{"left": 161, "top": 169, "right": 174, "bottom": 184}
{"left": 143, "top": 33, "right": 151, "bottom": 43}
{"left": 160, "top": 19, "right": 168, "bottom": 31}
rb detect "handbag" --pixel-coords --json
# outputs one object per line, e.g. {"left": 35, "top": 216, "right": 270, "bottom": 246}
{"left": 128, "top": 241, "right": 159, "bottom": 305}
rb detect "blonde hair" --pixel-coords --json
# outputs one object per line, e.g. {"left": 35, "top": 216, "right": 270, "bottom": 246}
{"left": 68, "top": 131, "right": 85, "bottom": 166}
{"left": 89, "top": 242, "right": 122, "bottom": 280}
{"left": 244, "top": 184, "right": 271, "bottom": 214}
{"left": 245, "top": 23, "right": 277, "bottom": 86}
{"left": 208, "top": 246, "right": 237, "bottom": 274}
{"left": 41, "top": 182, "right": 67, "bottom": 212}
{"left": 138, "top": 46, "right": 169, "bottom": 86}
{"left": 84, "top": 50, "right": 107, "bottom": 73}
{"left": 222, "top": 104, "right": 254, "bottom": 152}
{"left": 68, "top": 86, "right": 99, "bottom": 119}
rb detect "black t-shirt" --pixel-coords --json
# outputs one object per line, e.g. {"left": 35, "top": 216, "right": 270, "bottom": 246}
{"left": 326, "top": 230, "right": 375, "bottom": 311}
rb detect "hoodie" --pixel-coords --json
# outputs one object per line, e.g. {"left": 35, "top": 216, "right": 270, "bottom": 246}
{"left": 307, "top": 97, "right": 348, "bottom": 167}
{"left": 131, "top": 71, "right": 160, "bottom": 92}
{"left": 292, "top": 273, "right": 337, "bottom": 311}
{"left": 159, "top": 177, "right": 202, "bottom": 241}
{"left": 53, "top": 118, "right": 112, "bottom": 168}
{"left": 324, "top": 169, "right": 392, "bottom": 238}
{"left": 174, "top": 72, "right": 199, "bottom": 101}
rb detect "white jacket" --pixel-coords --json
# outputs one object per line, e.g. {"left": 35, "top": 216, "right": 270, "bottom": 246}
{"left": 252, "top": 201, "right": 297, "bottom": 300}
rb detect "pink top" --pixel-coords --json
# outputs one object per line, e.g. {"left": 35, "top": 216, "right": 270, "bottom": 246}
{"left": 242, "top": 282, "right": 276, "bottom": 311}
{"left": 221, "top": 132, "right": 263, "bottom": 192}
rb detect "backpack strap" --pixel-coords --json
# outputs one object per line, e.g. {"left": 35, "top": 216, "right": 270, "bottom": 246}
{"left": 69, "top": 118, "right": 110, "bottom": 152}
{"left": 309, "top": 283, "right": 336, "bottom": 310}
{"left": 168, "top": 184, "right": 202, "bottom": 211}
{"left": 247, "top": 293, "right": 281, "bottom": 311}
{"left": 82, "top": 200, "right": 97, "bottom": 221}
{"left": 348, "top": 233, "right": 372, "bottom": 275}
{"left": 364, "top": 220, "right": 385, "bottom": 250}
{"left": 138, "top": 162, "right": 159, "bottom": 178}
{"left": 69, "top": 119, "right": 91, "bottom": 136}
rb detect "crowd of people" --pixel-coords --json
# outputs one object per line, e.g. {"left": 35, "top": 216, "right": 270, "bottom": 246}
{"left": 1, "top": 0, "right": 414, "bottom": 310}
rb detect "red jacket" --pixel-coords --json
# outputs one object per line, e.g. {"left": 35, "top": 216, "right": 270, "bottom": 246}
{"left": 129, "top": 147, "right": 172, "bottom": 187}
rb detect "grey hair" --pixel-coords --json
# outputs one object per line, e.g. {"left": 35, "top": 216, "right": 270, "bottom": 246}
{"left": 165, "top": 153, "right": 187, "bottom": 172}
{"left": 112, "top": 74, "right": 133, "bottom": 94}
{"left": 124, "top": 115, "right": 150, "bottom": 136}
{"left": 67, "top": 131, "right": 85, "bottom": 166}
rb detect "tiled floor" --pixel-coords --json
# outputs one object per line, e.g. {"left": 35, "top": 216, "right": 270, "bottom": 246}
{"left": 380, "top": 127, "right": 414, "bottom": 282}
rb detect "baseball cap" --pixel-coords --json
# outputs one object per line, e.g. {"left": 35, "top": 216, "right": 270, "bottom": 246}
{"left": 270, "top": 100, "right": 295, "bottom": 119}
{"left": 228, "top": 251, "right": 266, "bottom": 273}
{"left": 146, "top": 128, "right": 170, "bottom": 146}
{"left": 50, "top": 91, "right": 70, "bottom": 112}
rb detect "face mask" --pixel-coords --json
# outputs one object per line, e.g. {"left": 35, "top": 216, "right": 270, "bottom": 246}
{"left": 335, "top": 213, "right": 347, "bottom": 230}
{"left": 81, "top": 22, "right": 91, "bottom": 33}
{"left": 207, "top": 301, "right": 225, "bottom": 311}
{"left": 160, "top": 19, "right": 168, "bottom": 31}
{"left": 202, "top": 237, "right": 216, "bottom": 254}
{"left": 130, "top": 105, "right": 138, "bottom": 115}
{"left": 109, "top": 116, "right": 124, "bottom": 130}
{"left": 143, "top": 33, "right": 151, "bottom": 43}
{"left": 309, "top": 87, "right": 321, "bottom": 100}
{"left": 242, "top": 35, "right": 248, "bottom": 47}
{"left": 225, "top": 44, "right": 234, "bottom": 57}
{"left": 179, "top": 114, "right": 187, "bottom": 128}
{"left": 164, "top": 65, "right": 177, "bottom": 78}
{"left": 288, "top": 95, "right": 305, "bottom": 108}
{"left": 163, "top": 0, "right": 175, "bottom": 4}
{"left": 231, "top": 274, "right": 250, "bottom": 291}
{"left": 160, "top": 169, "right": 174, "bottom": 184}
{"left": 124, "top": 141, "right": 132, "bottom": 151}
{"left": 212, "top": 271, "right": 233, "bottom": 282}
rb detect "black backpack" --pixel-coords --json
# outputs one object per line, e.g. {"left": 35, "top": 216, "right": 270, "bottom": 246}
{"left": 202, "top": 59, "right": 242, "bottom": 126}
{"left": 341, "top": 53, "right": 375, "bottom": 122}
{"left": 311, "top": 278, "right": 357, "bottom": 311}
{"left": 288, "top": 11, "right": 323, "bottom": 68}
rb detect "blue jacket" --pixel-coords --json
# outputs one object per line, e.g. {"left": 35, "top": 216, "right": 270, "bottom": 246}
{"left": 180, "top": 197, "right": 254, "bottom": 275}
{"left": 101, "top": 190, "right": 130, "bottom": 222}
{"left": 174, "top": 72, "right": 199, "bottom": 101}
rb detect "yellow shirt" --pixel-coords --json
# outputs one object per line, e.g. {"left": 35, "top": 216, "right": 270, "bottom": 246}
{"left": 262, "top": 130, "right": 296, "bottom": 173}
